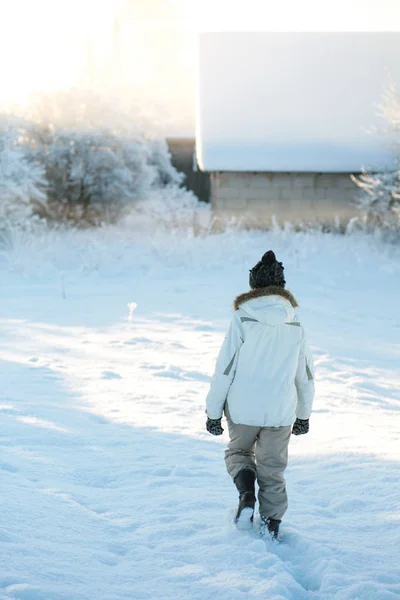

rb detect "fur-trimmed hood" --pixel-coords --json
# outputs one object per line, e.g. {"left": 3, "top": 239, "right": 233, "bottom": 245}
{"left": 234, "top": 286, "right": 298, "bottom": 327}
{"left": 234, "top": 286, "right": 298, "bottom": 311}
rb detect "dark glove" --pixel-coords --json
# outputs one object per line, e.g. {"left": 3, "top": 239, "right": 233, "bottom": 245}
{"left": 206, "top": 417, "right": 224, "bottom": 436}
{"left": 292, "top": 418, "right": 309, "bottom": 436}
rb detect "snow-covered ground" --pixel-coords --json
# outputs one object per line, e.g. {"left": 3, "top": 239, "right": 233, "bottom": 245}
{"left": 1, "top": 226, "right": 399, "bottom": 600}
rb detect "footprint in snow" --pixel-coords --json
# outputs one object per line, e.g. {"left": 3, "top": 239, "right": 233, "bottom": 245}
{"left": 4, "top": 584, "right": 53, "bottom": 600}
{"left": 89, "top": 414, "right": 110, "bottom": 424}
{"left": 140, "top": 363, "right": 164, "bottom": 371}
{"left": 151, "top": 467, "right": 173, "bottom": 477}
{"left": 168, "top": 342, "right": 186, "bottom": 349}
{"left": 153, "top": 366, "right": 210, "bottom": 382}
{"left": 108, "top": 543, "right": 128, "bottom": 556}
{"left": 0, "top": 405, "right": 19, "bottom": 414}
{"left": 0, "top": 462, "right": 18, "bottom": 473}
{"left": 171, "top": 466, "right": 197, "bottom": 477}
{"left": 101, "top": 370, "right": 121, "bottom": 380}
{"left": 124, "top": 337, "right": 154, "bottom": 345}
{"left": 194, "top": 324, "right": 214, "bottom": 332}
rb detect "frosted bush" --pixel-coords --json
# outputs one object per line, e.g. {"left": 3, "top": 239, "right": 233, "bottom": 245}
{"left": 0, "top": 126, "right": 47, "bottom": 224}
{"left": 352, "top": 82, "right": 400, "bottom": 233}
{"left": 36, "top": 131, "right": 194, "bottom": 226}
{"left": 351, "top": 167, "right": 400, "bottom": 229}
{"left": 1, "top": 92, "right": 194, "bottom": 227}
{"left": 146, "top": 138, "right": 184, "bottom": 187}
{"left": 32, "top": 128, "right": 156, "bottom": 224}
{"left": 128, "top": 185, "right": 211, "bottom": 233}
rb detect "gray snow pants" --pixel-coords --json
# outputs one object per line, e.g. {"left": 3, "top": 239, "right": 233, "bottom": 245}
{"left": 225, "top": 417, "right": 292, "bottom": 521}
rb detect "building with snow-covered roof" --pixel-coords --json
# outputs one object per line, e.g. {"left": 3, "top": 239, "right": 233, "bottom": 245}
{"left": 196, "top": 32, "right": 400, "bottom": 224}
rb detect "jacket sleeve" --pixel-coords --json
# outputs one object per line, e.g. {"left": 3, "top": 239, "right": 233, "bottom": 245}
{"left": 206, "top": 313, "right": 244, "bottom": 420}
{"left": 295, "top": 329, "right": 315, "bottom": 420}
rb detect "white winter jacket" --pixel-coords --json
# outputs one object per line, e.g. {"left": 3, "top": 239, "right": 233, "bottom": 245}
{"left": 206, "top": 287, "right": 315, "bottom": 427}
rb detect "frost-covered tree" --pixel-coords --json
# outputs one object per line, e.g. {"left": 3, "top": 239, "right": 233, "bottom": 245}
{"left": 146, "top": 138, "right": 184, "bottom": 187}
{"left": 379, "top": 80, "right": 400, "bottom": 144}
{"left": 30, "top": 127, "right": 187, "bottom": 224}
{"left": 1, "top": 87, "right": 189, "bottom": 226}
{"left": 33, "top": 129, "right": 159, "bottom": 224}
{"left": 116, "top": 136, "right": 155, "bottom": 197}
{"left": 351, "top": 168, "right": 400, "bottom": 227}
{"left": 352, "top": 82, "right": 400, "bottom": 230}
{"left": 0, "top": 127, "right": 47, "bottom": 223}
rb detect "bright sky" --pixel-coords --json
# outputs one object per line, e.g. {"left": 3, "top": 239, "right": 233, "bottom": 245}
{"left": 0, "top": 0, "right": 399, "bottom": 134}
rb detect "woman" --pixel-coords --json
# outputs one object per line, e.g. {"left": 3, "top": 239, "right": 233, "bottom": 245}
{"left": 205, "top": 250, "right": 314, "bottom": 539}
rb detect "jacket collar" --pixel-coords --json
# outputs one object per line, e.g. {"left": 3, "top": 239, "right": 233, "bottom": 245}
{"left": 234, "top": 286, "right": 298, "bottom": 311}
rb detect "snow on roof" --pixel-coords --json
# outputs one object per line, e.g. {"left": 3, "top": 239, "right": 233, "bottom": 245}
{"left": 196, "top": 32, "right": 400, "bottom": 172}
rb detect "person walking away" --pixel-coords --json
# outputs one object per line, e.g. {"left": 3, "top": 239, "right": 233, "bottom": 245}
{"left": 205, "top": 251, "right": 315, "bottom": 540}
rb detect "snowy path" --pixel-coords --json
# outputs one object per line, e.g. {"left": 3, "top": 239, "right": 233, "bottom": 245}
{"left": 1, "top": 232, "right": 400, "bottom": 600}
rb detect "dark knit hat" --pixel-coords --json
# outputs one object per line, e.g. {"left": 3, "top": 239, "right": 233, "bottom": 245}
{"left": 249, "top": 250, "right": 285, "bottom": 289}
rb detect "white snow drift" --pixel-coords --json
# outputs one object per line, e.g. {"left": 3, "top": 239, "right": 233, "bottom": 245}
{"left": 0, "top": 226, "right": 399, "bottom": 600}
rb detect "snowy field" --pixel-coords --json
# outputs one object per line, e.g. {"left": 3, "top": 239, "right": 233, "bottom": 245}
{"left": 1, "top": 226, "right": 400, "bottom": 600}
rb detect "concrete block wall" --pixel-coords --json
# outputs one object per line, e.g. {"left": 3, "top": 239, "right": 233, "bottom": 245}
{"left": 211, "top": 172, "right": 360, "bottom": 226}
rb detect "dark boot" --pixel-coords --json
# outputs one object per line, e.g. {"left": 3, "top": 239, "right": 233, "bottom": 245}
{"left": 260, "top": 516, "right": 281, "bottom": 540}
{"left": 233, "top": 468, "right": 256, "bottom": 530}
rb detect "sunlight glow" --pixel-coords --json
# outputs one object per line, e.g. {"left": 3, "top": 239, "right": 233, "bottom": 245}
{"left": 192, "top": 0, "right": 400, "bottom": 32}
{"left": 0, "top": 0, "right": 399, "bottom": 134}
